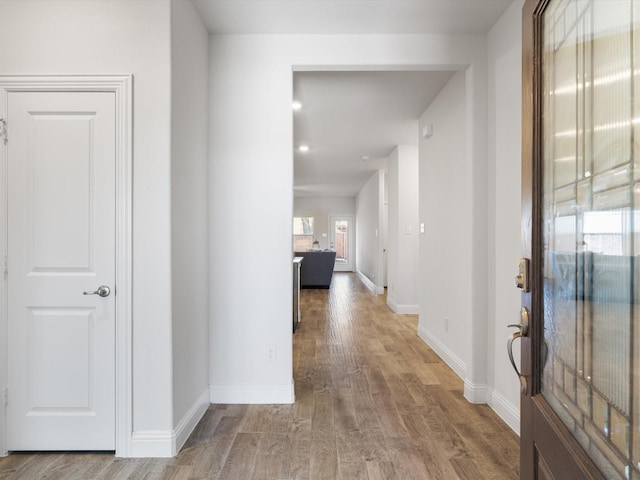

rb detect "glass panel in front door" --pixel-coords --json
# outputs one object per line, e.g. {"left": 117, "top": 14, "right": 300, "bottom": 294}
{"left": 542, "top": 1, "right": 640, "bottom": 478}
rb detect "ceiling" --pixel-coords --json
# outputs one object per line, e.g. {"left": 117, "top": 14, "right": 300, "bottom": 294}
{"left": 191, "top": 1, "right": 513, "bottom": 35}
{"left": 191, "top": 0, "right": 513, "bottom": 198}
{"left": 293, "top": 71, "right": 455, "bottom": 197}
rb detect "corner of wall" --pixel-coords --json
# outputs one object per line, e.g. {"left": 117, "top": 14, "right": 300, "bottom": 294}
{"left": 463, "top": 380, "right": 490, "bottom": 404}
{"left": 174, "top": 388, "right": 210, "bottom": 453}
{"left": 128, "top": 387, "right": 210, "bottom": 458}
{"left": 387, "top": 296, "right": 419, "bottom": 315}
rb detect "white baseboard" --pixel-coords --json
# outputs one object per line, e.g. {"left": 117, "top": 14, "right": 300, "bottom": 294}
{"left": 210, "top": 381, "right": 295, "bottom": 404}
{"left": 416, "top": 324, "right": 466, "bottom": 379}
{"left": 356, "top": 271, "right": 384, "bottom": 294}
{"left": 130, "top": 430, "right": 174, "bottom": 458}
{"left": 386, "top": 296, "right": 419, "bottom": 314}
{"left": 416, "top": 326, "right": 521, "bottom": 436}
{"left": 489, "top": 389, "right": 520, "bottom": 435}
{"left": 129, "top": 388, "right": 210, "bottom": 458}
{"left": 464, "top": 379, "right": 490, "bottom": 404}
{"left": 174, "top": 388, "right": 210, "bottom": 453}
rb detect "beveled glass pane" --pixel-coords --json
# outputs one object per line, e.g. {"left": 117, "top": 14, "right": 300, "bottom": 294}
{"left": 592, "top": 165, "right": 632, "bottom": 193}
{"left": 542, "top": 1, "right": 638, "bottom": 477}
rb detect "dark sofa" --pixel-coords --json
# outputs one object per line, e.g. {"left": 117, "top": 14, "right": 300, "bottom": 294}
{"left": 294, "top": 251, "right": 337, "bottom": 288}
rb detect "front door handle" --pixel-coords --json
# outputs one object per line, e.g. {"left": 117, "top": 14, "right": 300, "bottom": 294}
{"left": 507, "top": 307, "right": 529, "bottom": 394}
{"left": 83, "top": 285, "right": 111, "bottom": 297}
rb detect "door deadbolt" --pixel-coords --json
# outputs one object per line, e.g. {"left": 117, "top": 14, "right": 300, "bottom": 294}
{"left": 515, "top": 257, "right": 530, "bottom": 292}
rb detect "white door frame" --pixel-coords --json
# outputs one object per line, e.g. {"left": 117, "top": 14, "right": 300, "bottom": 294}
{"left": 0, "top": 75, "right": 133, "bottom": 457}
{"left": 328, "top": 214, "right": 355, "bottom": 272}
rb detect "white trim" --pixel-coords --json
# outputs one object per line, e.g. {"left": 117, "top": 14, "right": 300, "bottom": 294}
{"left": 129, "top": 389, "right": 210, "bottom": 458}
{"left": 489, "top": 389, "right": 520, "bottom": 435}
{"left": 386, "top": 296, "right": 419, "bottom": 314}
{"left": 130, "top": 431, "right": 174, "bottom": 458}
{"left": 210, "top": 382, "right": 295, "bottom": 404}
{"left": 357, "top": 270, "right": 384, "bottom": 294}
{"left": 0, "top": 87, "right": 6, "bottom": 459}
{"left": 0, "top": 75, "right": 133, "bottom": 457}
{"left": 463, "top": 379, "right": 489, "bottom": 404}
{"left": 416, "top": 324, "right": 467, "bottom": 379}
{"left": 174, "top": 389, "right": 210, "bottom": 454}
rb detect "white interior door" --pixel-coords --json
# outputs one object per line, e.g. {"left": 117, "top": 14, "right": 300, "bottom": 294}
{"left": 329, "top": 215, "right": 354, "bottom": 272}
{"left": 7, "top": 91, "right": 116, "bottom": 450}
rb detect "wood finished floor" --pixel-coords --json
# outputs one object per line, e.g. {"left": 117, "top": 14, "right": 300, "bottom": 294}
{"left": 0, "top": 272, "right": 519, "bottom": 480}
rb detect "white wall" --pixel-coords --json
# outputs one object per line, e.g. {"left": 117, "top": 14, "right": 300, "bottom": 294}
{"left": 293, "top": 196, "right": 356, "bottom": 251}
{"left": 355, "top": 171, "right": 385, "bottom": 293}
{"left": 486, "top": 0, "right": 523, "bottom": 434}
{"left": 0, "top": 0, "right": 174, "bottom": 454}
{"left": 170, "top": 0, "right": 210, "bottom": 450}
{"left": 208, "top": 33, "right": 489, "bottom": 404}
{"left": 386, "top": 145, "right": 420, "bottom": 314}
{"left": 416, "top": 0, "right": 523, "bottom": 433}
{"left": 418, "top": 72, "right": 472, "bottom": 379}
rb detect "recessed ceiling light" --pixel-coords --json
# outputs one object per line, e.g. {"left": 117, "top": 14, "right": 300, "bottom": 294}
{"left": 299, "top": 145, "right": 309, "bottom": 152}
{"left": 362, "top": 155, "right": 370, "bottom": 161}
{"left": 292, "top": 101, "right": 302, "bottom": 111}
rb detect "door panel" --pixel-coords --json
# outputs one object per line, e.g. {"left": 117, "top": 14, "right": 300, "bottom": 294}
{"left": 30, "top": 113, "right": 94, "bottom": 270}
{"left": 7, "top": 91, "right": 116, "bottom": 450}
{"left": 522, "top": 0, "right": 640, "bottom": 478}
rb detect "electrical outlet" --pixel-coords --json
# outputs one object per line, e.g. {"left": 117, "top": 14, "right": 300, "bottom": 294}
{"left": 266, "top": 344, "right": 276, "bottom": 362}
{"left": 444, "top": 318, "right": 449, "bottom": 332}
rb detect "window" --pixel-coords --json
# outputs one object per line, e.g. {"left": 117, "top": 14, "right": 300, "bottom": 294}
{"left": 293, "top": 216, "right": 314, "bottom": 251}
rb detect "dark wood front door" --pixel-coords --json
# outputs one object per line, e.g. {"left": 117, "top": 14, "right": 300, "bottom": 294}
{"left": 521, "top": 1, "right": 640, "bottom": 478}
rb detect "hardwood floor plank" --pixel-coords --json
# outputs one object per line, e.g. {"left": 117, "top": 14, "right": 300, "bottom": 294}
{"left": 190, "top": 415, "right": 245, "bottom": 478}
{"left": 365, "top": 460, "right": 398, "bottom": 480}
{"left": 280, "top": 420, "right": 312, "bottom": 480}
{"left": 45, "top": 453, "right": 112, "bottom": 480}
{"left": 96, "top": 458, "right": 156, "bottom": 480}
{"left": 409, "top": 360, "right": 441, "bottom": 385}
{"left": 452, "top": 421, "right": 520, "bottom": 480}
{"left": 0, "top": 453, "right": 49, "bottom": 480}
{"left": 371, "top": 392, "right": 409, "bottom": 437}
{"left": 331, "top": 388, "right": 359, "bottom": 433}
{"left": 384, "top": 436, "right": 434, "bottom": 480}
{"left": 363, "top": 364, "right": 392, "bottom": 395}
{"left": 182, "top": 405, "right": 224, "bottom": 446}
{"left": 311, "top": 388, "right": 334, "bottom": 435}
{"left": 249, "top": 432, "right": 288, "bottom": 480}
{"left": 215, "top": 432, "right": 260, "bottom": 480}
{"left": 308, "top": 432, "right": 338, "bottom": 480}
{"left": 337, "top": 460, "right": 368, "bottom": 480}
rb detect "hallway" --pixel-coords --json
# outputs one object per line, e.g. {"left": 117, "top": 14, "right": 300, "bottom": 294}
{"left": 289, "top": 273, "right": 519, "bottom": 479}
{"left": 0, "top": 273, "right": 519, "bottom": 479}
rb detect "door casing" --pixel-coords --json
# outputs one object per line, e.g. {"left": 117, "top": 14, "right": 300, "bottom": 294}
{"left": 0, "top": 75, "right": 133, "bottom": 457}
